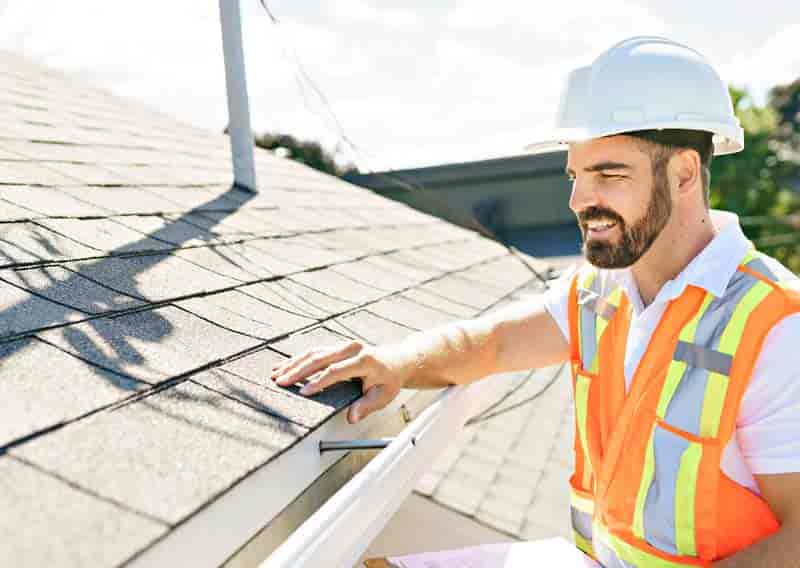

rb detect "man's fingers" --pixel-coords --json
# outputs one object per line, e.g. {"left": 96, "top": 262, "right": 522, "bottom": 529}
{"left": 347, "top": 384, "right": 395, "bottom": 424}
{"left": 271, "top": 350, "right": 317, "bottom": 381}
{"left": 299, "top": 356, "right": 371, "bottom": 396}
{"left": 274, "top": 341, "right": 363, "bottom": 386}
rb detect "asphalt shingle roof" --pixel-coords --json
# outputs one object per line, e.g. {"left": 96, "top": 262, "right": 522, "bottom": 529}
{"left": 0, "top": 50, "right": 557, "bottom": 566}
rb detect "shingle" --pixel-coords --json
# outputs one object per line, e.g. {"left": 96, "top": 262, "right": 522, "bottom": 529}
{"left": 114, "top": 214, "right": 238, "bottom": 247}
{"left": 1, "top": 265, "right": 143, "bottom": 314}
{"left": 57, "top": 186, "right": 183, "bottom": 215}
{"left": 176, "top": 244, "right": 277, "bottom": 282}
{"left": 195, "top": 367, "right": 348, "bottom": 428}
{"left": 0, "top": 198, "right": 33, "bottom": 222}
{"left": 270, "top": 326, "right": 354, "bottom": 356}
{"left": 249, "top": 236, "right": 352, "bottom": 271}
{"left": 0, "top": 457, "right": 167, "bottom": 568}
{"left": 419, "top": 275, "right": 504, "bottom": 311}
{"left": 40, "top": 162, "right": 135, "bottom": 185}
{"left": 219, "top": 344, "right": 362, "bottom": 416}
{"left": 190, "top": 209, "right": 283, "bottom": 236}
{"left": 38, "top": 218, "right": 173, "bottom": 254}
{"left": 143, "top": 187, "right": 246, "bottom": 212}
{"left": 39, "top": 306, "right": 260, "bottom": 382}
{"left": 0, "top": 337, "right": 145, "bottom": 447}
{"left": 0, "top": 222, "right": 98, "bottom": 266}
{"left": 12, "top": 381, "right": 306, "bottom": 524}
{"left": 0, "top": 185, "right": 108, "bottom": 217}
{"left": 399, "top": 288, "right": 479, "bottom": 318}
{"left": 174, "top": 211, "right": 250, "bottom": 235}
{"left": 290, "top": 267, "right": 385, "bottom": 304}
{"left": 67, "top": 253, "right": 239, "bottom": 302}
{"left": 327, "top": 310, "right": 415, "bottom": 345}
{"left": 362, "top": 251, "right": 445, "bottom": 282}
{"left": 368, "top": 295, "right": 458, "bottom": 330}
{"left": 330, "top": 258, "right": 420, "bottom": 292}
{"left": 175, "top": 290, "right": 314, "bottom": 340}
{"left": 0, "top": 160, "right": 78, "bottom": 186}
{"left": 239, "top": 279, "right": 356, "bottom": 318}
{"left": 0, "top": 279, "right": 85, "bottom": 338}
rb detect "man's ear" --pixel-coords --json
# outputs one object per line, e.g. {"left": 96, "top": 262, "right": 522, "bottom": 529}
{"left": 674, "top": 149, "right": 701, "bottom": 196}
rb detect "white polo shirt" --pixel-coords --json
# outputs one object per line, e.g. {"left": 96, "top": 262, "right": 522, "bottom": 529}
{"left": 543, "top": 210, "right": 800, "bottom": 492}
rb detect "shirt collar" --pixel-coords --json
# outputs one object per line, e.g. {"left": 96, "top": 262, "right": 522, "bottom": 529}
{"left": 606, "top": 210, "right": 752, "bottom": 309}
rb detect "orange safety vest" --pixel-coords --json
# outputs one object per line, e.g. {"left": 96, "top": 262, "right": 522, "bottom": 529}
{"left": 566, "top": 249, "right": 800, "bottom": 567}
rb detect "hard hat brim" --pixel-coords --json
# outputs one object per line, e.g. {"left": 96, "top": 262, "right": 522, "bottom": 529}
{"left": 525, "top": 122, "right": 744, "bottom": 156}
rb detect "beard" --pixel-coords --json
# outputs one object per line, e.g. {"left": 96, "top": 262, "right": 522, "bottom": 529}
{"left": 579, "top": 168, "right": 672, "bottom": 269}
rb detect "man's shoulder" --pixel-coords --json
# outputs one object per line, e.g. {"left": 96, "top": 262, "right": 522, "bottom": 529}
{"left": 745, "top": 250, "right": 800, "bottom": 293}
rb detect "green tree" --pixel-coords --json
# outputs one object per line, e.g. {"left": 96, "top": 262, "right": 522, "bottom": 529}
{"left": 710, "top": 86, "right": 800, "bottom": 272}
{"left": 253, "top": 132, "right": 357, "bottom": 177}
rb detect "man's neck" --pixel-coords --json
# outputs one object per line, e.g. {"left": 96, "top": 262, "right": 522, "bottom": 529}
{"left": 631, "top": 210, "right": 716, "bottom": 307}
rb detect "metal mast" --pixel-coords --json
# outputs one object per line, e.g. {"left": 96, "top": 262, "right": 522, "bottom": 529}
{"left": 219, "top": 0, "right": 257, "bottom": 191}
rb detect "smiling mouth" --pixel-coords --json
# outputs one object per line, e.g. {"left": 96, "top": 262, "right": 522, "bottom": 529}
{"left": 584, "top": 219, "right": 618, "bottom": 238}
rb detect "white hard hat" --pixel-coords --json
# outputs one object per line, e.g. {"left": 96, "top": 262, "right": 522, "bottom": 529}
{"left": 529, "top": 36, "right": 743, "bottom": 155}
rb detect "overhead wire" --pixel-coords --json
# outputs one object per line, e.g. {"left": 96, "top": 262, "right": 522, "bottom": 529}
{"left": 255, "top": 1, "right": 569, "bottom": 423}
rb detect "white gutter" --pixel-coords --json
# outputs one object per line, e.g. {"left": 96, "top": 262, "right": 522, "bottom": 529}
{"left": 261, "top": 378, "right": 496, "bottom": 568}
{"left": 128, "top": 390, "right": 418, "bottom": 568}
{"left": 219, "top": 0, "right": 257, "bottom": 192}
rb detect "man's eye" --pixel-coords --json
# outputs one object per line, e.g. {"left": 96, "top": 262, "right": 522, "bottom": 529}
{"left": 600, "top": 173, "right": 625, "bottom": 180}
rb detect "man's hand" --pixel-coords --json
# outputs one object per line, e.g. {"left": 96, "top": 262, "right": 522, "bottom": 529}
{"left": 271, "top": 340, "right": 411, "bottom": 424}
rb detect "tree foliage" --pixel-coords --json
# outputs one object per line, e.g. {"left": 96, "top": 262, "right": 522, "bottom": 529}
{"left": 254, "top": 132, "right": 357, "bottom": 178}
{"left": 710, "top": 85, "right": 800, "bottom": 272}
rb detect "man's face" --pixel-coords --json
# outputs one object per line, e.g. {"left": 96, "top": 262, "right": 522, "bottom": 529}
{"left": 565, "top": 136, "right": 673, "bottom": 269}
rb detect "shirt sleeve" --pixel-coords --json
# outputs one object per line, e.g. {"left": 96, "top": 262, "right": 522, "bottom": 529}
{"left": 736, "top": 313, "right": 800, "bottom": 475}
{"left": 540, "top": 265, "right": 576, "bottom": 342}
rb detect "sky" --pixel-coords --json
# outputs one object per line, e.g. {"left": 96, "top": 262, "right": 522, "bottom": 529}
{"left": 1, "top": 1, "right": 799, "bottom": 171}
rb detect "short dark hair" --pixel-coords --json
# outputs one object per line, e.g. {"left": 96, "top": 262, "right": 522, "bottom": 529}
{"left": 623, "top": 129, "right": 714, "bottom": 206}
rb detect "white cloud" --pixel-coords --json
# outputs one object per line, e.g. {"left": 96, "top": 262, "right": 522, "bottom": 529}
{"left": 719, "top": 23, "right": 800, "bottom": 104}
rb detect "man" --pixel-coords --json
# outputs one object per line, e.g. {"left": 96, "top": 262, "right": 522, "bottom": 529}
{"left": 271, "top": 37, "right": 800, "bottom": 567}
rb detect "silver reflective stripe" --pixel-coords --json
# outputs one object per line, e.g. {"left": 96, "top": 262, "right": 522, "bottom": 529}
{"left": 661, "top": 270, "right": 760, "bottom": 436}
{"left": 578, "top": 276, "right": 602, "bottom": 370}
{"left": 571, "top": 507, "right": 593, "bottom": 541}
{"left": 664, "top": 365, "right": 709, "bottom": 436}
{"left": 643, "top": 424, "right": 690, "bottom": 555}
{"left": 673, "top": 341, "right": 733, "bottom": 376}
{"left": 745, "top": 256, "right": 778, "bottom": 281}
{"left": 583, "top": 296, "right": 618, "bottom": 320}
{"left": 594, "top": 537, "right": 637, "bottom": 568}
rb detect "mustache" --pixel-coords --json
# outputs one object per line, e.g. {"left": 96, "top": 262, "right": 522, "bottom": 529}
{"left": 577, "top": 206, "right": 625, "bottom": 227}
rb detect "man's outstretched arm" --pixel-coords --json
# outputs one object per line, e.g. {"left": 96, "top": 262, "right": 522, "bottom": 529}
{"left": 271, "top": 297, "right": 569, "bottom": 424}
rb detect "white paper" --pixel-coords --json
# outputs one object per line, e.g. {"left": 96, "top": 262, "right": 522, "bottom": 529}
{"left": 387, "top": 538, "right": 600, "bottom": 568}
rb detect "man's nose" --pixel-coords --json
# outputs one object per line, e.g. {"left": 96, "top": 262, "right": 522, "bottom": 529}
{"left": 569, "top": 177, "right": 599, "bottom": 214}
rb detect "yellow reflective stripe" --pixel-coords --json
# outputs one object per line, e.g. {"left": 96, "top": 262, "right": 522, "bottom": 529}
{"left": 674, "top": 442, "right": 703, "bottom": 556}
{"left": 740, "top": 249, "right": 757, "bottom": 265}
{"left": 656, "top": 292, "right": 712, "bottom": 419}
{"left": 633, "top": 424, "right": 657, "bottom": 539}
{"left": 594, "top": 523, "right": 691, "bottom": 568}
{"left": 699, "top": 371, "right": 728, "bottom": 438}
{"left": 576, "top": 271, "right": 597, "bottom": 370}
{"left": 589, "top": 286, "right": 623, "bottom": 373}
{"left": 596, "top": 314, "right": 610, "bottom": 343}
{"left": 570, "top": 489, "right": 595, "bottom": 514}
{"left": 700, "top": 281, "right": 772, "bottom": 437}
{"left": 717, "top": 281, "right": 773, "bottom": 355}
{"left": 573, "top": 530, "right": 594, "bottom": 557}
{"left": 657, "top": 360, "right": 688, "bottom": 418}
{"left": 575, "top": 373, "right": 593, "bottom": 485}
{"left": 679, "top": 293, "right": 714, "bottom": 342}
